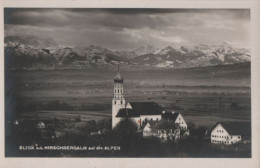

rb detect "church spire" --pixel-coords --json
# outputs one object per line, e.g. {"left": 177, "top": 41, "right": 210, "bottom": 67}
{"left": 114, "top": 64, "right": 123, "bottom": 83}
{"left": 117, "top": 64, "right": 120, "bottom": 72}
{"left": 112, "top": 64, "right": 125, "bottom": 129}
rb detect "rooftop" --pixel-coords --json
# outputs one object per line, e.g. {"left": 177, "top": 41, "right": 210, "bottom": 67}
{"left": 114, "top": 72, "right": 123, "bottom": 83}
{"left": 162, "top": 112, "right": 180, "bottom": 122}
{"left": 129, "top": 102, "right": 163, "bottom": 116}
{"left": 116, "top": 108, "right": 140, "bottom": 118}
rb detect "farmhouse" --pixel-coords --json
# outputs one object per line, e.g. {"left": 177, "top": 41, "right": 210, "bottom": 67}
{"left": 210, "top": 122, "right": 251, "bottom": 145}
{"left": 37, "top": 121, "right": 46, "bottom": 129}
{"left": 161, "top": 111, "right": 188, "bottom": 129}
{"left": 142, "top": 119, "right": 182, "bottom": 142}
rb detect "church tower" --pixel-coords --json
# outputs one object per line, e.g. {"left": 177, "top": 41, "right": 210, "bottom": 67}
{"left": 112, "top": 66, "right": 125, "bottom": 128}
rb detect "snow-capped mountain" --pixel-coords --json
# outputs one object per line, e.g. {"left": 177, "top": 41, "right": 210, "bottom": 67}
{"left": 132, "top": 44, "right": 157, "bottom": 56}
{"left": 4, "top": 36, "right": 131, "bottom": 69}
{"left": 4, "top": 35, "right": 59, "bottom": 48}
{"left": 131, "top": 42, "right": 250, "bottom": 68}
{"left": 4, "top": 35, "right": 250, "bottom": 69}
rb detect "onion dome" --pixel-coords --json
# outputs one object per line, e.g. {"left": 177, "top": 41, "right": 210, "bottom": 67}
{"left": 114, "top": 72, "right": 124, "bottom": 83}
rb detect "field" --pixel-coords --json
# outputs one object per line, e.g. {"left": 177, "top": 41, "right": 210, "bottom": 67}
{"left": 5, "top": 63, "right": 251, "bottom": 128}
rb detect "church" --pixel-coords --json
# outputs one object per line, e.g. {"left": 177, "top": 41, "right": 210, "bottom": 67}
{"left": 111, "top": 68, "right": 187, "bottom": 131}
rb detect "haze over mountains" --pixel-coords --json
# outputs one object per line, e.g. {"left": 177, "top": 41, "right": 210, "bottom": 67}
{"left": 4, "top": 35, "right": 250, "bottom": 70}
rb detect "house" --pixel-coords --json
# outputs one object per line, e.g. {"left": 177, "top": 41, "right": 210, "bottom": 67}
{"left": 210, "top": 122, "right": 251, "bottom": 145}
{"left": 13, "top": 120, "right": 19, "bottom": 125}
{"left": 141, "top": 119, "right": 181, "bottom": 142}
{"left": 161, "top": 111, "right": 188, "bottom": 129}
{"left": 37, "top": 121, "right": 46, "bottom": 129}
{"left": 142, "top": 120, "right": 158, "bottom": 137}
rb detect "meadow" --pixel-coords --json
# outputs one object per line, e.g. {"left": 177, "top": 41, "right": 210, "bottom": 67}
{"left": 5, "top": 63, "right": 251, "bottom": 128}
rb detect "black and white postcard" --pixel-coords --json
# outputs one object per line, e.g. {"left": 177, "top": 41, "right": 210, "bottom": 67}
{"left": 1, "top": 0, "right": 260, "bottom": 168}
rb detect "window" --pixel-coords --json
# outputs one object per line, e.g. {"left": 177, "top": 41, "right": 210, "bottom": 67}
{"left": 114, "top": 101, "right": 116, "bottom": 104}
{"left": 118, "top": 89, "right": 119, "bottom": 93}
{"left": 121, "top": 101, "right": 122, "bottom": 104}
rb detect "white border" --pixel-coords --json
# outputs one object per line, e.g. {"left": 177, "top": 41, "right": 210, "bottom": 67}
{"left": 0, "top": 0, "right": 259, "bottom": 168}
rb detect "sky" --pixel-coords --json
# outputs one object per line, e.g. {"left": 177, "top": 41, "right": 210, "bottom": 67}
{"left": 4, "top": 8, "right": 250, "bottom": 50}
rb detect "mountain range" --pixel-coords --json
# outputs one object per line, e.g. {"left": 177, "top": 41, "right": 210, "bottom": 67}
{"left": 4, "top": 35, "right": 250, "bottom": 70}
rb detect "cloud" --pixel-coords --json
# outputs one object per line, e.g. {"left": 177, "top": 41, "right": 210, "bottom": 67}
{"left": 4, "top": 8, "right": 250, "bottom": 50}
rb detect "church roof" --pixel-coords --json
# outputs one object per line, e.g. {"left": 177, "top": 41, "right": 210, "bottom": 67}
{"left": 129, "top": 102, "right": 163, "bottom": 115}
{"left": 141, "top": 119, "right": 177, "bottom": 130}
{"left": 162, "top": 112, "right": 180, "bottom": 122}
{"left": 116, "top": 108, "right": 140, "bottom": 118}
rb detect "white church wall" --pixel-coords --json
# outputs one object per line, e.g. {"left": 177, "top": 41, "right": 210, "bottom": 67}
{"left": 140, "top": 115, "right": 161, "bottom": 123}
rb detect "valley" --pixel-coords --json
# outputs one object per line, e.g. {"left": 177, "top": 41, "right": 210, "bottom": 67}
{"left": 5, "top": 63, "right": 251, "bottom": 128}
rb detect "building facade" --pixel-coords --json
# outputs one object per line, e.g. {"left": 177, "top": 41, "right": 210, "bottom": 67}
{"left": 162, "top": 111, "right": 188, "bottom": 129}
{"left": 210, "top": 122, "right": 251, "bottom": 145}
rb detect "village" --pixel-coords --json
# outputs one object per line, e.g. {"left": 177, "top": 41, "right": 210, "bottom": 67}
{"left": 6, "top": 68, "right": 251, "bottom": 157}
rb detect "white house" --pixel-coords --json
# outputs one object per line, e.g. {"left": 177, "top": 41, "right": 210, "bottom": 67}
{"left": 161, "top": 111, "right": 188, "bottom": 129}
{"left": 14, "top": 120, "right": 19, "bottom": 125}
{"left": 141, "top": 119, "right": 184, "bottom": 142}
{"left": 37, "top": 121, "right": 46, "bottom": 129}
{"left": 210, "top": 122, "right": 251, "bottom": 145}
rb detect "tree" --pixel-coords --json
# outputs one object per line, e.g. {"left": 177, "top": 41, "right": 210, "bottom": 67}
{"left": 187, "top": 122, "right": 195, "bottom": 130}
{"left": 113, "top": 118, "right": 138, "bottom": 135}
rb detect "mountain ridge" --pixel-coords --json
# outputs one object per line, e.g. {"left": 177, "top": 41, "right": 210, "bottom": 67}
{"left": 4, "top": 35, "right": 250, "bottom": 70}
